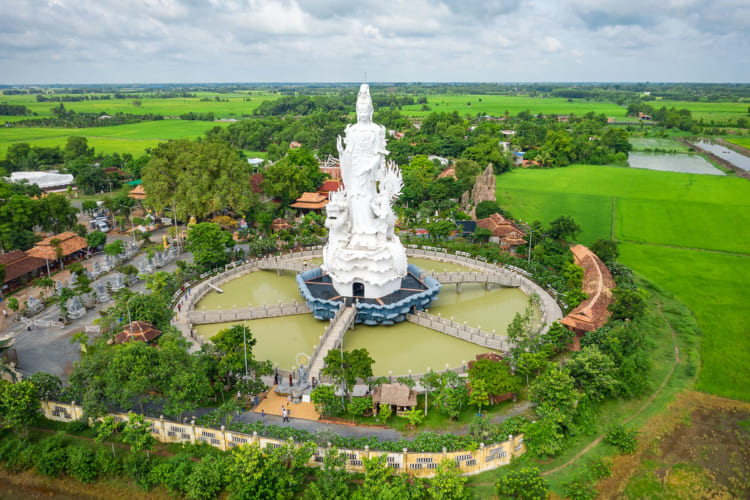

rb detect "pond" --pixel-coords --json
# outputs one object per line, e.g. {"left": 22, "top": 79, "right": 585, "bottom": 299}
{"left": 627, "top": 152, "right": 724, "bottom": 175}
{"left": 694, "top": 140, "right": 750, "bottom": 171}
{"left": 194, "top": 258, "right": 531, "bottom": 375}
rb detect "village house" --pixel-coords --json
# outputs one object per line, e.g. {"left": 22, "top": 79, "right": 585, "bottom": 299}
{"left": 0, "top": 250, "right": 46, "bottom": 293}
{"left": 25, "top": 231, "right": 89, "bottom": 270}
{"left": 475, "top": 213, "right": 527, "bottom": 253}
{"left": 113, "top": 321, "right": 162, "bottom": 345}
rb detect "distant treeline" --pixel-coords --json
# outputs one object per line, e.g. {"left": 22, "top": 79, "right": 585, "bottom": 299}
{"left": 8, "top": 103, "right": 163, "bottom": 128}
{"left": 36, "top": 94, "right": 112, "bottom": 102}
{"left": 0, "top": 102, "right": 29, "bottom": 115}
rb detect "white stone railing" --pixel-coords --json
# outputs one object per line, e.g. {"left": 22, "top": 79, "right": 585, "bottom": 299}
{"left": 406, "top": 310, "right": 512, "bottom": 352}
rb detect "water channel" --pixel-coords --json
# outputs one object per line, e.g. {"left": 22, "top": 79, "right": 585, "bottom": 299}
{"left": 193, "top": 257, "right": 531, "bottom": 375}
{"left": 694, "top": 139, "right": 750, "bottom": 171}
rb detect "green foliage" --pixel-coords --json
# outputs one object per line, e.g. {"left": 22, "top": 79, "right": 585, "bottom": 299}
{"left": 347, "top": 396, "right": 372, "bottom": 417}
{"left": 26, "top": 372, "right": 62, "bottom": 400}
{"left": 85, "top": 230, "right": 107, "bottom": 249}
{"left": 589, "top": 238, "right": 619, "bottom": 263}
{"left": 376, "top": 400, "right": 393, "bottom": 424}
{"left": 321, "top": 348, "right": 374, "bottom": 399}
{"left": 66, "top": 446, "right": 99, "bottom": 483}
{"left": 353, "top": 454, "right": 423, "bottom": 500}
{"left": 0, "top": 379, "right": 40, "bottom": 437}
{"left": 605, "top": 423, "right": 639, "bottom": 454}
{"left": 468, "top": 378, "right": 489, "bottom": 414}
{"left": 36, "top": 432, "right": 68, "bottom": 478}
{"left": 495, "top": 466, "right": 549, "bottom": 500}
{"left": 229, "top": 441, "right": 315, "bottom": 500}
{"left": 306, "top": 448, "right": 351, "bottom": 500}
{"left": 311, "top": 384, "right": 344, "bottom": 418}
{"left": 185, "top": 455, "right": 226, "bottom": 500}
{"left": 94, "top": 446, "right": 123, "bottom": 477}
{"left": 547, "top": 215, "right": 581, "bottom": 243}
{"left": 402, "top": 406, "right": 424, "bottom": 427}
{"left": 103, "top": 239, "right": 125, "bottom": 257}
{"left": 468, "top": 358, "right": 521, "bottom": 405}
{"left": 566, "top": 345, "right": 619, "bottom": 401}
{"left": 428, "top": 457, "right": 469, "bottom": 500}
{"left": 609, "top": 286, "right": 649, "bottom": 320}
{"left": 475, "top": 200, "right": 502, "bottom": 219}
{"left": 142, "top": 138, "right": 253, "bottom": 220}
{"left": 122, "top": 412, "right": 155, "bottom": 458}
{"left": 7, "top": 297, "right": 19, "bottom": 312}
{"left": 543, "top": 321, "right": 575, "bottom": 354}
{"left": 186, "top": 222, "right": 235, "bottom": 270}
{"left": 529, "top": 365, "right": 577, "bottom": 431}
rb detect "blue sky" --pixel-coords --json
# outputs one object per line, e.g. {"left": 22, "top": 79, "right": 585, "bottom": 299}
{"left": 1, "top": 0, "right": 748, "bottom": 84}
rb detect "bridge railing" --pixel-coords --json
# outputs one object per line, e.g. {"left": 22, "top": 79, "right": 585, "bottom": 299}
{"left": 406, "top": 310, "right": 512, "bottom": 352}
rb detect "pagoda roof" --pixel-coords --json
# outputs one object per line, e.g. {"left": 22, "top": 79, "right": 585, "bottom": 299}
{"left": 290, "top": 192, "right": 328, "bottom": 210}
{"left": 113, "top": 321, "right": 162, "bottom": 344}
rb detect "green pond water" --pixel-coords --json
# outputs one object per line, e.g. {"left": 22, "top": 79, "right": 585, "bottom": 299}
{"left": 194, "top": 257, "right": 530, "bottom": 375}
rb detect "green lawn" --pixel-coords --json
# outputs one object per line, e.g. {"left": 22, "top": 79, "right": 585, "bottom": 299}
{"left": 496, "top": 165, "right": 750, "bottom": 401}
{"left": 725, "top": 136, "right": 750, "bottom": 149}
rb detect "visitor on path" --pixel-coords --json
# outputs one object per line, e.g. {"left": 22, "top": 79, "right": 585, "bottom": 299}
{"left": 282, "top": 406, "right": 289, "bottom": 423}
{"left": 289, "top": 374, "right": 293, "bottom": 387}
{"left": 3, "top": 309, "right": 7, "bottom": 318}
{"left": 177, "top": 303, "right": 182, "bottom": 312}
{"left": 261, "top": 409, "right": 265, "bottom": 420}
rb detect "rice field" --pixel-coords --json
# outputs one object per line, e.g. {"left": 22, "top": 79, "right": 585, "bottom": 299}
{"left": 496, "top": 165, "right": 750, "bottom": 401}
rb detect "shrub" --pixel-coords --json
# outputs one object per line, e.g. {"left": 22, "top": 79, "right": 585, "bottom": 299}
{"left": 605, "top": 424, "right": 638, "bottom": 454}
{"left": 66, "top": 447, "right": 98, "bottom": 483}
{"left": 123, "top": 452, "right": 154, "bottom": 490}
{"left": 495, "top": 466, "right": 549, "bottom": 499}
{"left": 94, "top": 447, "right": 122, "bottom": 477}
{"left": 3, "top": 440, "right": 37, "bottom": 473}
{"left": 36, "top": 434, "right": 68, "bottom": 477}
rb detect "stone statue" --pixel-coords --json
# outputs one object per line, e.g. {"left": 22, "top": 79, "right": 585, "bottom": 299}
{"left": 322, "top": 84, "right": 408, "bottom": 299}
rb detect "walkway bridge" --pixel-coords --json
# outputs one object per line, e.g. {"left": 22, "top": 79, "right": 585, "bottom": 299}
{"left": 307, "top": 306, "right": 357, "bottom": 381}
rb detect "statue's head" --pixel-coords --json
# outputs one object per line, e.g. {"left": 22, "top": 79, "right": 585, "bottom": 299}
{"left": 356, "top": 83, "right": 373, "bottom": 123}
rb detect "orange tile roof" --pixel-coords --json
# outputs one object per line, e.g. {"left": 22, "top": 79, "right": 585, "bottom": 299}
{"left": 26, "top": 232, "right": 88, "bottom": 260}
{"left": 290, "top": 192, "right": 329, "bottom": 210}
{"left": 128, "top": 185, "right": 146, "bottom": 200}
{"left": 560, "top": 245, "right": 616, "bottom": 333}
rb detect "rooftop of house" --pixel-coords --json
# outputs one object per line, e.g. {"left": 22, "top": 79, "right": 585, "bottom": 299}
{"left": 0, "top": 250, "right": 46, "bottom": 283}
{"left": 26, "top": 232, "right": 88, "bottom": 261}
{"left": 372, "top": 383, "right": 417, "bottom": 407}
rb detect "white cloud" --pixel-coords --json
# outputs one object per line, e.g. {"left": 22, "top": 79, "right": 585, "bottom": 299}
{"left": 0, "top": 0, "right": 747, "bottom": 83}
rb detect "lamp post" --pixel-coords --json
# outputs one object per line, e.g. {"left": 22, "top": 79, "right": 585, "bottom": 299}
{"left": 528, "top": 228, "right": 533, "bottom": 266}
{"left": 126, "top": 293, "right": 137, "bottom": 340}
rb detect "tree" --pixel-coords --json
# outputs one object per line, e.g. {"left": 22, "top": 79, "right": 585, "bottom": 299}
{"left": 207, "top": 324, "right": 256, "bottom": 386}
{"left": 306, "top": 448, "right": 351, "bottom": 500}
{"left": 475, "top": 200, "right": 502, "bottom": 219}
{"left": 468, "top": 358, "right": 521, "bottom": 404}
{"left": 420, "top": 370, "right": 441, "bottom": 416}
{"left": 454, "top": 158, "right": 481, "bottom": 190}
{"left": 95, "top": 415, "right": 123, "bottom": 458}
{"left": 261, "top": 148, "right": 325, "bottom": 207}
{"left": 547, "top": 215, "right": 581, "bottom": 243}
{"left": 608, "top": 286, "right": 649, "bottom": 320}
{"left": 589, "top": 238, "right": 619, "bottom": 263}
{"left": 81, "top": 200, "right": 98, "bottom": 215}
{"left": 434, "top": 371, "right": 468, "bottom": 421}
{"left": 402, "top": 406, "right": 424, "bottom": 427}
{"left": 506, "top": 294, "right": 542, "bottom": 362}
{"left": 65, "top": 136, "right": 90, "bottom": 160}
{"left": 26, "top": 372, "right": 62, "bottom": 400}
{"left": 353, "top": 454, "right": 417, "bottom": 500}
{"left": 429, "top": 458, "right": 469, "bottom": 500}
{"left": 468, "top": 378, "right": 489, "bottom": 415}
{"left": 103, "top": 239, "right": 125, "bottom": 257}
{"left": 0, "top": 379, "right": 40, "bottom": 437}
{"left": 142, "top": 138, "right": 253, "bottom": 220}
{"left": 321, "top": 348, "right": 374, "bottom": 400}
{"left": 530, "top": 365, "right": 578, "bottom": 431}
{"left": 86, "top": 230, "right": 107, "bottom": 250}
{"left": 566, "top": 345, "right": 618, "bottom": 401}
{"left": 122, "top": 412, "right": 155, "bottom": 460}
{"left": 310, "top": 384, "right": 344, "bottom": 417}
{"left": 495, "top": 467, "right": 549, "bottom": 500}
{"left": 186, "top": 222, "right": 235, "bottom": 271}
{"left": 7, "top": 297, "right": 19, "bottom": 312}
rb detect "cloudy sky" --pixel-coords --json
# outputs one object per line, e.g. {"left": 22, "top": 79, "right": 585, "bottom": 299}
{"left": 1, "top": 0, "right": 748, "bottom": 84}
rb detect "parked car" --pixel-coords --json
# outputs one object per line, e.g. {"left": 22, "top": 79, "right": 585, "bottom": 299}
{"left": 94, "top": 220, "right": 110, "bottom": 233}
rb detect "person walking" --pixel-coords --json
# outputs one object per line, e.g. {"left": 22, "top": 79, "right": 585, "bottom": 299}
{"left": 282, "top": 406, "right": 289, "bottom": 423}
{"left": 261, "top": 409, "right": 265, "bottom": 421}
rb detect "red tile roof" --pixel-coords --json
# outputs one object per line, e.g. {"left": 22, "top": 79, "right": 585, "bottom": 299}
{"left": 475, "top": 213, "right": 527, "bottom": 246}
{"left": 113, "top": 321, "right": 162, "bottom": 344}
{"left": 290, "top": 192, "right": 328, "bottom": 210}
{"left": 0, "top": 250, "right": 46, "bottom": 283}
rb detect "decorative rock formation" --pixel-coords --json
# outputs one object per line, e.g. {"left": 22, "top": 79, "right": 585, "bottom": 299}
{"left": 461, "top": 164, "right": 496, "bottom": 218}
{"left": 66, "top": 296, "right": 86, "bottom": 320}
{"left": 26, "top": 296, "right": 43, "bottom": 315}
